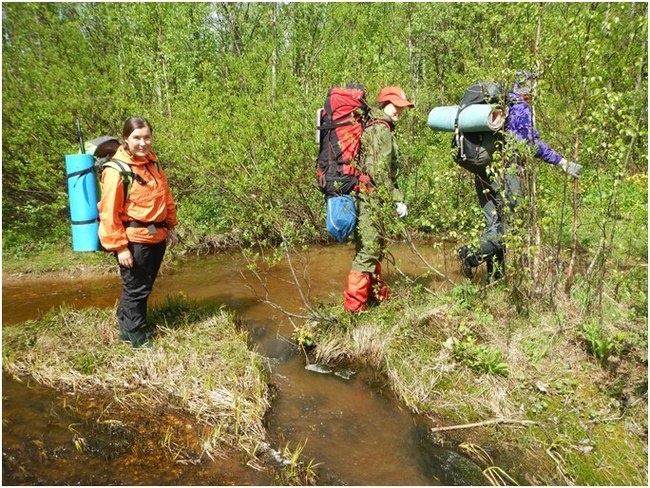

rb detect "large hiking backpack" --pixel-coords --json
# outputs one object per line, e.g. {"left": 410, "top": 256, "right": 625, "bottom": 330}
{"left": 315, "top": 83, "right": 372, "bottom": 196}
{"left": 452, "top": 82, "right": 506, "bottom": 174}
{"left": 315, "top": 84, "right": 393, "bottom": 242}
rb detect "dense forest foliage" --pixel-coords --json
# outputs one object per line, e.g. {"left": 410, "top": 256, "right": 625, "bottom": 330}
{"left": 2, "top": 2, "right": 647, "bottom": 268}
{"left": 2, "top": 5, "right": 647, "bottom": 483}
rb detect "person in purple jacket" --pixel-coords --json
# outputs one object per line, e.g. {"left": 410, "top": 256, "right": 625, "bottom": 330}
{"left": 457, "top": 71, "right": 582, "bottom": 282}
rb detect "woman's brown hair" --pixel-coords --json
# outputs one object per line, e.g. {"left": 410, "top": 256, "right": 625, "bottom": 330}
{"left": 122, "top": 116, "right": 153, "bottom": 140}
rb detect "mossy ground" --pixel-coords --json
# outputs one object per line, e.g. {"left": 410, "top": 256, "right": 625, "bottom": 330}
{"left": 304, "top": 275, "right": 648, "bottom": 486}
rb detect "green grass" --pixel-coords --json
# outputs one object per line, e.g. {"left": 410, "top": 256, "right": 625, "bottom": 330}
{"left": 2, "top": 242, "right": 113, "bottom": 275}
{"left": 308, "top": 277, "right": 648, "bottom": 486}
{"left": 2, "top": 294, "right": 271, "bottom": 463}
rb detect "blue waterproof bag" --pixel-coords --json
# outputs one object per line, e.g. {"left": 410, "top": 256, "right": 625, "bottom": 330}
{"left": 326, "top": 194, "right": 356, "bottom": 243}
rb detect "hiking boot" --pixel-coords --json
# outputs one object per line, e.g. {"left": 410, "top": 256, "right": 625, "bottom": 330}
{"left": 486, "top": 250, "right": 505, "bottom": 284}
{"left": 457, "top": 246, "right": 479, "bottom": 279}
{"left": 118, "top": 324, "right": 129, "bottom": 342}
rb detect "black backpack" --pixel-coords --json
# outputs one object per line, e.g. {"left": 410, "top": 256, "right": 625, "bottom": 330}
{"left": 452, "top": 82, "right": 506, "bottom": 174}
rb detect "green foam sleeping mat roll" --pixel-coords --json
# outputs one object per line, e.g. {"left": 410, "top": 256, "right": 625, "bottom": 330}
{"left": 427, "top": 104, "right": 506, "bottom": 132}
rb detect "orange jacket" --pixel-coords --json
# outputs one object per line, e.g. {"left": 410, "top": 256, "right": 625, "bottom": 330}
{"left": 98, "top": 146, "right": 178, "bottom": 251}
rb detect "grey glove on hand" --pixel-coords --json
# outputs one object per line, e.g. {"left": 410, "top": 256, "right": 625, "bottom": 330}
{"left": 395, "top": 202, "right": 408, "bottom": 218}
{"left": 558, "top": 158, "right": 582, "bottom": 179}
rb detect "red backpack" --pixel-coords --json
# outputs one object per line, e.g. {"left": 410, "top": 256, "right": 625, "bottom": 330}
{"left": 315, "top": 83, "right": 388, "bottom": 196}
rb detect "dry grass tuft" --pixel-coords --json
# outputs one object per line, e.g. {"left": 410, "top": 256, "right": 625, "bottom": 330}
{"left": 2, "top": 299, "right": 270, "bottom": 462}
{"left": 312, "top": 336, "right": 350, "bottom": 364}
{"left": 351, "top": 323, "right": 388, "bottom": 367}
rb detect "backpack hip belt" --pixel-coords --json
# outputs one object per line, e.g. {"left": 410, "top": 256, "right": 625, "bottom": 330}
{"left": 122, "top": 220, "right": 168, "bottom": 228}
{"left": 122, "top": 220, "right": 169, "bottom": 236}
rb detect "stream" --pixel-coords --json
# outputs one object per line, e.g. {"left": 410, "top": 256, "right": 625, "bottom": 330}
{"left": 2, "top": 243, "right": 488, "bottom": 485}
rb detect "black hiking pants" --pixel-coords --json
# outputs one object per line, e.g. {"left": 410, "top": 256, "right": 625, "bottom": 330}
{"left": 117, "top": 240, "right": 166, "bottom": 333}
{"left": 474, "top": 165, "right": 523, "bottom": 259}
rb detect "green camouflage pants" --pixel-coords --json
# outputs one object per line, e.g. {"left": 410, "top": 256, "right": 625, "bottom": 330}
{"left": 351, "top": 197, "right": 384, "bottom": 273}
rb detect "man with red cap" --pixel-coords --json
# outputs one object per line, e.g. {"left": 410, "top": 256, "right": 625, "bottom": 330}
{"left": 343, "top": 86, "right": 414, "bottom": 313}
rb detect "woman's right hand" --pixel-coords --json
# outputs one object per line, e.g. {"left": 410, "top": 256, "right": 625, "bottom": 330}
{"left": 117, "top": 247, "right": 134, "bottom": 268}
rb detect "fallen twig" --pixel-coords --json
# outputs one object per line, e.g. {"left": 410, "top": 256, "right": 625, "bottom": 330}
{"left": 393, "top": 265, "right": 437, "bottom": 296}
{"left": 430, "top": 417, "right": 539, "bottom": 433}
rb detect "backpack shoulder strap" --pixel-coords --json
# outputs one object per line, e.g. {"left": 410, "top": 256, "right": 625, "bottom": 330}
{"left": 102, "top": 158, "right": 131, "bottom": 175}
{"left": 366, "top": 118, "right": 392, "bottom": 132}
{"left": 103, "top": 159, "right": 149, "bottom": 184}
{"left": 102, "top": 159, "right": 149, "bottom": 203}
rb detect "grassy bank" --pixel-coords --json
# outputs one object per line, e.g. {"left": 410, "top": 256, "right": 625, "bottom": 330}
{"left": 2, "top": 243, "right": 191, "bottom": 277}
{"left": 303, "top": 276, "right": 648, "bottom": 485}
{"left": 2, "top": 295, "right": 277, "bottom": 472}
{"left": 1, "top": 235, "right": 238, "bottom": 276}
{"left": 1, "top": 243, "right": 112, "bottom": 275}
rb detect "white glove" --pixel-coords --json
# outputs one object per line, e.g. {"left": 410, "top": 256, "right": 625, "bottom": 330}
{"left": 395, "top": 202, "right": 408, "bottom": 218}
{"left": 558, "top": 158, "right": 582, "bottom": 179}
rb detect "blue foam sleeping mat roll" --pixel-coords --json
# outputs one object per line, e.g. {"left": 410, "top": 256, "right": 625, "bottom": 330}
{"left": 427, "top": 104, "right": 506, "bottom": 132}
{"left": 65, "top": 153, "right": 100, "bottom": 251}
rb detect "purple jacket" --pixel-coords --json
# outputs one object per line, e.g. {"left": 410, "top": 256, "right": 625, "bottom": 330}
{"left": 505, "top": 92, "right": 563, "bottom": 164}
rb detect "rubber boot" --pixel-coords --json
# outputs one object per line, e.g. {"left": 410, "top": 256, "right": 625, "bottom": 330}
{"left": 370, "top": 262, "right": 389, "bottom": 303}
{"left": 457, "top": 245, "right": 481, "bottom": 279}
{"left": 343, "top": 270, "right": 373, "bottom": 313}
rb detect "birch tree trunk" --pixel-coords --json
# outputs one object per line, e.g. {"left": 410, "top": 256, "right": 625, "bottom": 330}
{"left": 564, "top": 4, "right": 595, "bottom": 295}
{"left": 529, "top": 6, "right": 543, "bottom": 286}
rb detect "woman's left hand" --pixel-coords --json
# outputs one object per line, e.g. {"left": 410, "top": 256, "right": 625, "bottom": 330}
{"left": 167, "top": 229, "right": 178, "bottom": 249}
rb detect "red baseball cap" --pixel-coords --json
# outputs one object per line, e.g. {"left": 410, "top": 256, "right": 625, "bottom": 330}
{"left": 377, "top": 86, "right": 414, "bottom": 108}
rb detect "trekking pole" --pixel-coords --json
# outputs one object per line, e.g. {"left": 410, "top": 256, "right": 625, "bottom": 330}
{"left": 73, "top": 112, "right": 85, "bottom": 154}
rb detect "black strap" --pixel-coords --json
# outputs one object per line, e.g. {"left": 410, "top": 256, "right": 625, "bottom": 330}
{"left": 71, "top": 218, "right": 99, "bottom": 225}
{"left": 70, "top": 218, "right": 167, "bottom": 228}
{"left": 317, "top": 119, "right": 357, "bottom": 131}
{"left": 131, "top": 172, "right": 149, "bottom": 186}
{"left": 104, "top": 159, "right": 149, "bottom": 186}
{"left": 122, "top": 220, "right": 168, "bottom": 229}
{"left": 454, "top": 104, "right": 467, "bottom": 131}
{"left": 67, "top": 166, "right": 96, "bottom": 179}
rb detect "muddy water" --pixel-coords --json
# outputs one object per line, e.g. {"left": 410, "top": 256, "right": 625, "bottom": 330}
{"left": 1, "top": 371, "right": 271, "bottom": 485}
{"left": 3, "top": 242, "right": 485, "bottom": 485}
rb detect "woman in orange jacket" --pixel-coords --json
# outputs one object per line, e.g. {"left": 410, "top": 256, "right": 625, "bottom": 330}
{"left": 98, "top": 116, "right": 178, "bottom": 347}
